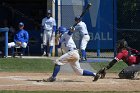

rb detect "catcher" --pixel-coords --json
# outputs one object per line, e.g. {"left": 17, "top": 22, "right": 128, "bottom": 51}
{"left": 8, "top": 22, "right": 29, "bottom": 57}
{"left": 93, "top": 39, "right": 140, "bottom": 81}
{"left": 43, "top": 26, "right": 97, "bottom": 82}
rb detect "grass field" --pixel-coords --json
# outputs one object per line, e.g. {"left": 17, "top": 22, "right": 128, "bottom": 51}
{"left": 0, "top": 58, "right": 127, "bottom": 73}
{"left": 0, "top": 58, "right": 54, "bottom": 72}
{"left": 90, "top": 61, "right": 127, "bottom": 73}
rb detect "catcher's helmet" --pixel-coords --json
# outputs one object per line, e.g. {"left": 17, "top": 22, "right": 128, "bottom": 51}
{"left": 59, "top": 26, "right": 67, "bottom": 34}
{"left": 75, "top": 16, "right": 81, "bottom": 21}
{"left": 116, "top": 39, "right": 128, "bottom": 52}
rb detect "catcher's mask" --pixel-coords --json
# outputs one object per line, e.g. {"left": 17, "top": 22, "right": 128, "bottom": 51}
{"left": 116, "top": 39, "right": 128, "bottom": 52}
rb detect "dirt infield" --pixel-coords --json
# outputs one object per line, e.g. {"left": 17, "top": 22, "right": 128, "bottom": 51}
{"left": 0, "top": 72, "right": 140, "bottom": 91}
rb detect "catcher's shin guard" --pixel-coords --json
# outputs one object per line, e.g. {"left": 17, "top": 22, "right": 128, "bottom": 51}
{"left": 119, "top": 71, "right": 139, "bottom": 79}
{"left": 118, "top": 65, "right": 139, "bottom": 79}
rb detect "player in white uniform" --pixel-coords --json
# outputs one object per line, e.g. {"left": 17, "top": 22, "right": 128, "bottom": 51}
{"left": 74, "top": 16, "right": 90, "bottom": 61}
{"left": 41, "top": 10, "right": 56, "bottom": 56}
{"left": 43, "top": 26, "right": 96, "bottom": 82}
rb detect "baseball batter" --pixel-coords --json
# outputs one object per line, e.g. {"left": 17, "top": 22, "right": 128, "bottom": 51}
{"left": 41, "top": 10, "right": 56, "bottom": 57}
{"left": 93, "top": 39, "right": 140, "bottom": 81}
{"left": 8, "top": 22, "right": 29, "bottom": 57}
{"left": 43, "top": 26, "right": 96, "bottom": 82}
{"left": 74, "top": 16, "right": 90, "bottom": 61}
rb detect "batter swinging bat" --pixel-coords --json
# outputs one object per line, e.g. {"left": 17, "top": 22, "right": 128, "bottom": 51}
{"left": 73, "top": 3, "right": 92, "bottom": 27}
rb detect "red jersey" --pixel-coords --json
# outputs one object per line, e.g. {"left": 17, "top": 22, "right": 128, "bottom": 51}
{"left": 115, "top": 48, "right": 140, "bottom": 65}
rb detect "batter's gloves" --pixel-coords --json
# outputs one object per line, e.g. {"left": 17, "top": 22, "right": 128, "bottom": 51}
{"left": 69, "top": 26, "right": 75, "bottom": 32}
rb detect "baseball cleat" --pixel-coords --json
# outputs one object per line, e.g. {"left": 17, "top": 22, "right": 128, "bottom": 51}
{"left": 81, "top": 57, "right": 87, "bottom": 61}
{"left": 42, "top": 52, "right": 47, "bottom": 56}
{"left": 131, "top": 72, "right": 139, "bottom": 79}
{"left": 43, "top": 76, "right": 56, "bottom": 82}
{"left": 48, "top": 53, "right": 51, "bottom": 57}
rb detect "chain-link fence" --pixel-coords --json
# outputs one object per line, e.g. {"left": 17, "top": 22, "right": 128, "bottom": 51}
{"left": 117, "top": 0, "right": 140, "bottom": 50}
{"left": 60, "top": 0, "right": 116, "bottom": 58}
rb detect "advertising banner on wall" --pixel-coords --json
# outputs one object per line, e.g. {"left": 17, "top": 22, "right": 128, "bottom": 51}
{"left": 61, "top": 0, "right": 117, "bottom": 50}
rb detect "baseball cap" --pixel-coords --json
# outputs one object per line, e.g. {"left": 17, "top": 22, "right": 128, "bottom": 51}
{"left": 19, "top": 22, "right": 24, "bottom": 26}
{"left": 47, "top": 10, "right": 52, "bottom": 14}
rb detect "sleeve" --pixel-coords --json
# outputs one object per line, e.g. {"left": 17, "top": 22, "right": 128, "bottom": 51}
{"left": 53, "top": 26, "right": 56, "bottom": 32}
{"left": 114, "top": 52, "right": 124, "bottom": 61}
{"left": 53, "top": 18, "right": 56, "bottom": 26}
{"left": 75, "top": 24, "right": 82, "bottom": 31}
{"left": 24, "top": 31, "right": 29, "bottom": 43}
{"left": 130, "top": 48, "right": 139, "bottom": 54}
{"left": 14, "top": 34, "right": 17, "bottom": 43}
{"left": 41, "top": 18, "right": 45, "bottom": 27}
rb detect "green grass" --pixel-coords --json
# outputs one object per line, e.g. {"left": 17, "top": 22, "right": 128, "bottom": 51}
{"left": 90, "top": 61, "right": 128, "bottom": 73}
{"left": 0, "top": 91, "right": 139, "bottom": 93}
{"left": 0, "top": 58, "right": 54, "bottom": 72}
{"left": 0, "top": 58, "right": 128, "bottom": 73}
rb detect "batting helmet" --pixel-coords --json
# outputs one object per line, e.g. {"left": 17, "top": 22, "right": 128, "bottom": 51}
{"left": 59, "top": 26, "right": 67, "bottom": 34}
{"left": 75, "top": 16, "right": 81, "bottom": 21}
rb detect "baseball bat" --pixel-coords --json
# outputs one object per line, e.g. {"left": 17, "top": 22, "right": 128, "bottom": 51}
{"left": 73, "top": 3, "right": 92, "bottom": 27}
{"left": 80, "top": 3, "right": 92, "bottom": 18}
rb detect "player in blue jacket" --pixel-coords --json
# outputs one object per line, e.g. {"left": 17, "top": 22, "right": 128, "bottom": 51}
{"left": 8, "top": 22, "right": 29, "bottom": 56}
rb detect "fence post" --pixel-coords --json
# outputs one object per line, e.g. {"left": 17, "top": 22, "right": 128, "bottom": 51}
{"left": 0, "top": 27, "right": 9, "bottom": 58}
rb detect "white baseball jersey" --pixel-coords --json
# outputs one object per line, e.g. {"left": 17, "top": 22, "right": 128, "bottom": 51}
{"left": 60, "top": 32, "right": 77, "bottom": 52}
{"left": 42, "top": 17, "right": 56, "bottom": 46}
{"left": 42, "top": 17, "right": 56, "bottom": 31}
{"left": 75, "top": 21, "right": 90, "bottom": 50}
{"left": 75, "top": 21, "right": 89, "bottom": 35}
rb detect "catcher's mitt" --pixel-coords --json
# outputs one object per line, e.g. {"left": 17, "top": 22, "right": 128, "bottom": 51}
{"left": 93, "top": 67, "right": 106, "bottom": 82}
{"left": 16, "top": 41, "right": 22, "bottom": 46}
{"left": 99, "top": 67, "right": 106, "bottom": 79}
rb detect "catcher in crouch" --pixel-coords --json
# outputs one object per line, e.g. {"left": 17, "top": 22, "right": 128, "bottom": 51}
{"left": 93, "top": 39, "right": 140, "bottom": 81}
{"left": 43, "top": 26, "right": 96, "bottom": 82}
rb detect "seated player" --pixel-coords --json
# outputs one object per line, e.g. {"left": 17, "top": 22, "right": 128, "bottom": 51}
{"left": 8, "top": 22, "right": 29, "bottom": 57}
